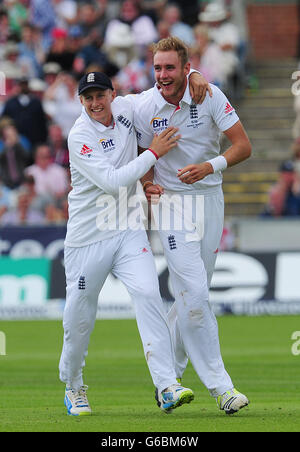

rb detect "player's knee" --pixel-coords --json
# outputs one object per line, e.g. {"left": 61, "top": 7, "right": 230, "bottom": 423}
{"left": 176, "top": 283, "right": 209, "bottom": 319}
{"left": 179, "top": 281, "right": 208, "bottom": 303}
{"left": 133, "top": 282, "right": 161, "bottom": 301}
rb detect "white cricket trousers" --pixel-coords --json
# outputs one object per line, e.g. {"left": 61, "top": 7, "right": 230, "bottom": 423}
{"left": 59, "top": 229, "right": 177, "bottom": 393}
{"left": 154, "top": 187, "right": 233, "bottom": 398}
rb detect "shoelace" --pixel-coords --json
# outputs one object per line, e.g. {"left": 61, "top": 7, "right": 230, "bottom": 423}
{"left": 71, "top": 385, "right": 89, "bottom": 407}
{"left": 162, "top": 384, "right": 183, "bottom": 400}
{"left": 218, "top": 390, "right": 236, "bottom": 407}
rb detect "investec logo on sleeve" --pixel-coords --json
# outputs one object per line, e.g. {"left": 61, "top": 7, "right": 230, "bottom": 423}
{"left": 151, "top": 117, "right": 169, "bottom": 133}
{"left": 99, "top": 138, "right": 116, "bottom": 153}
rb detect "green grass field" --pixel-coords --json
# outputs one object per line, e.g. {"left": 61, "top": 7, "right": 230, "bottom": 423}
{"left": 1, "top": 315, "right": 300, "bottom": 432}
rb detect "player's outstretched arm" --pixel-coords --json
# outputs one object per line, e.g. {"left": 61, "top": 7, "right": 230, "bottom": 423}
{"left": 69, "top": 127, "right": 180, "bottom": 195}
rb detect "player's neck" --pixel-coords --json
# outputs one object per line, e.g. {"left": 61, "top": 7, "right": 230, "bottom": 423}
{"left": 101, "top": 115, "right": 114, "bottom": 128}
{"left": 161, "top": 79, "right": 187, "bottom": 107}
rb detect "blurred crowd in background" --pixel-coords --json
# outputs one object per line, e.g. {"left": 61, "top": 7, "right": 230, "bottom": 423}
{"left": 262, "top": 138, "right": 300, "bottom": 217}
{"left": 0, "top": 0, "right": 251, "bottom": 225}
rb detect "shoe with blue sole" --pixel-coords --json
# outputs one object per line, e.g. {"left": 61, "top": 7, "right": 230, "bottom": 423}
{"left": 64, "top": 385, "right": 92, "bottom": 416}
{"left": 155, "top": 384, "right": 194, "bottom": 414}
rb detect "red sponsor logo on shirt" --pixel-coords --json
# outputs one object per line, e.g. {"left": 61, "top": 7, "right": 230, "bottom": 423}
{"left": 80, "top": 144, "right": 93, "bottom": 155}
{"left": 225, "top": 102, "right": 234, "bottom": 114}
{"left": 142, "top": 247, "right": 148, "bottom": 253}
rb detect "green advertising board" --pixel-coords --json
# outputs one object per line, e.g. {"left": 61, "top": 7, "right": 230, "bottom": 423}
{"left": 0, "top": 258, "right": 50, "bottom": 306}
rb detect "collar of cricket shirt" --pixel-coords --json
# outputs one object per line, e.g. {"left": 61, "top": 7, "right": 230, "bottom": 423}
{"left": 82, "top": 106, "right": 115, "bottom": 133}
{"left": 153, "top": 80, "right": 193, "bottom": 112}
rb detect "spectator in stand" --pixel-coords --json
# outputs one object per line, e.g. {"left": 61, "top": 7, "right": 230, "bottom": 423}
{"left": 115, "top": 44, "right": 155, "bottom": 94}
{"left": 93, "top": 0, "right": 117, "bottom": 28}
{"left": 42, "top": 61, "right": 62, "bottom": 87}
{"left": 2, "top": 77, "right": 48, "bottom": 147}
{"left": 0, "top": 42, "right": 24, "bottom": 90}
{"left": 139, "top": 0, "right": 167, "bottom": 23}
{"left": 169, "top": 0, "right": 200, "bottom": 26}
{"left": 263, "top": 160, "right": 300, "bottom": 217}
{"left": 18, "top": 22, "right": 45, "bottom": 78}
{"left": 0, "top": 189, "right": 46, "bottom": 225}
{"left": 156, "top": 19, "right": 171, "bottom": 40}
{"left": 25, "top": 144, "right": 68, "bottom": 201}
{"left": 73, "top": 27, "right": 109, "bottom": 73}
{"left": 53, "top": 0, "right": 78, "bottom": 29}
{"left": 104, "top": 0, "right": 158, "bottom": 58}
{"left": 43, "top": 71, "right": 81, "bottom": 139}
{"left": 77, "top": 1, "right": 108, "bottom": 41}
{"left": 198, "top": 2, "right": 240, "bottom": 96}
{"left": 0, "top": 8, "right": 11, "bottom": 45}
{"left": 28, "top": 77, "right": 48, "bottom": 101}
{"left": 67, "top": 25, "right": 85, "bottom": 74}
{"left": 21, "top": 174, "right": 55, "bottom": 213}
{"left": 19, "top": 173, "right": 67, "bottom": 225}
{"left": 3, "top": 0, "right": 28, "bottom": 38}
{"left": 45, "top": 27, "right": 76, "bottom": 72}
{"left": 78, "top": 2, "right": 100, "bottom": 35}
{"left": 191, "top": 23, "right": 227, "bottom": 88}
{"left": 47, "top": 123, "right": 69, "bottom": 168}
{"left": 44, "top": 202, "right": 66, "bottom": 224}
{"left": 162, "top": 3, "right": 195, "bottom": 47}
{"left": 0, "top": 116, "right": 31, "bottom": 155}
{"left": 0, "top": 122, "right": 29, "bottom": 189}
{"left": 104, "top": 21, "right": 137, "bottom": 69}
{"left": 29, "top": 0, "right": 56, "bottom": 51}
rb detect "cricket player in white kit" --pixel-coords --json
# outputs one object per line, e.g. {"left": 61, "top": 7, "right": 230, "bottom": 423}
{"left": 58, "top": 71, "right": 210, "bottom": 416}
{"left": 133, "top": 37, "right": 252, "bottom": 414}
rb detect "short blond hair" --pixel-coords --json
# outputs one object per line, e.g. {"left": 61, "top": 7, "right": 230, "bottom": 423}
{"left": 151, "top": 36, "right": 189, "bottom": 67}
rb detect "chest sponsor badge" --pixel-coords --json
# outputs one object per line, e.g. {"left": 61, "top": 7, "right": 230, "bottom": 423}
{"left": 151, "top": 117, "right": 169, "bottom": 133}
{"left": 99, "top": 138, "right": 116, "bottom": 153}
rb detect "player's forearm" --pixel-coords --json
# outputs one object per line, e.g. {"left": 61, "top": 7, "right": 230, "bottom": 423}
{"left": 98, "top": 151, "right": 157, "bottom": 195}
{"left": 139, "top": 146, "right": 155, "bottom": 187}
{"left": 222, "top": 121, "right": 252, "bottom": 168}
{"left": 222, "top": 139, "right": 252, "bottom": 168}
{"left": 140, "top": 166, "right": 155, "bottom": 192}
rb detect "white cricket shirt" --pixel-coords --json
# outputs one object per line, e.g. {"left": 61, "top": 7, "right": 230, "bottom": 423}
{"left": 129, "top": 83, "right": 240, "bottom": 194}
{"left": 65, "top": 97, "right": 156, "bottom": 247}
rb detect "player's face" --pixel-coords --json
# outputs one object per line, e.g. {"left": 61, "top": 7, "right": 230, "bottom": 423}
{"left": 153, "top": 50, "right": 190, "bottom": 104}
{"left": 80, "top": 88, "right": 116, "bottom": 126}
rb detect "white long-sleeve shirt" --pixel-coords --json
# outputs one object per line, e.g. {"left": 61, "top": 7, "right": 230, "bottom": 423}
{"left": 65, "top": 97, "right": 156, "bottom": 247}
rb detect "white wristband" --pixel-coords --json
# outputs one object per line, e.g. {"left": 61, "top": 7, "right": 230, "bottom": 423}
{"left": 207, "top": 155, "right": 227, "bottom": 173}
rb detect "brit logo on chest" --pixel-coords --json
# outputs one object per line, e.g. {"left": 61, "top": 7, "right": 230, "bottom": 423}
{"left": 151, "top": 116, "right": 169, "bottom": 133}
{"left": 99, "top": 138, "right": 116, "bottom": 153}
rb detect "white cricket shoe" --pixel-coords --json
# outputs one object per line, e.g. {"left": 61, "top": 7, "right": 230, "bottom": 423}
{"left": 64, "top": 385, "right": 92, "bottom": 416}
{"left": 217, "top": 388, "right": 249, "bottom": 415}
{"left": 156, "top": 384, "right": 194, "bottom": 414}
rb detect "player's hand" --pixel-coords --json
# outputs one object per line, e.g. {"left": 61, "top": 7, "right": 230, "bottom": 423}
{"left": 150, "top": 127, "right": 181, "bottom": 157}
{"left": 189, "top": 72, "right": 213, "bottom": 104}
{"left": 177, "top": 162, "right": 214, "bottom": 184}
{"left": 144, "top": 184, "right": 164, "bottom": 204}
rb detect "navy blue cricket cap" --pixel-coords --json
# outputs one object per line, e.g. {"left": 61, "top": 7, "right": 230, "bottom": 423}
{"left": 78, "top": 72, "right": 113, "bottom": 95}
